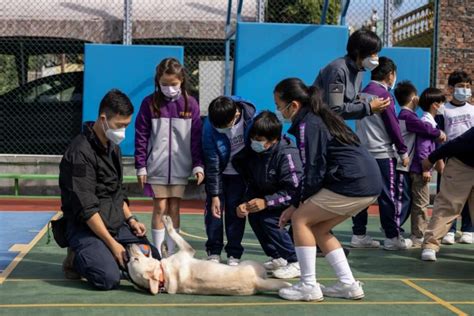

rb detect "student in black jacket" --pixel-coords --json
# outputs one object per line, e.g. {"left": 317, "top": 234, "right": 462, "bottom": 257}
{"left": 274, "top": 78, "right": 382, "bottom": 302}
{"left": 421, "top": 127, "right": 474, "bottom": 261}
{"left": 233, "top": 111, "right": 303, "bottom": 279}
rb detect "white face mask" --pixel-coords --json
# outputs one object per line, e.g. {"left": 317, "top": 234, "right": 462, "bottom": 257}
{"left": 453, "top": 87, "right": 472, "bottom": 102}
{"left": 160, "top": 84, "right": 181, "bottom": 100}
{"left": 390, "top": 75, "right": 397, "bottom": 91}
{"left": 103, "top": 118, "right": 126, "bottom": 145}
{"left": 362, "top": 56, "right": 379, "bottom": 71}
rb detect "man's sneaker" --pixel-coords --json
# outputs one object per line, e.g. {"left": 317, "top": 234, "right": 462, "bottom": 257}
{"left": 441, "top": 232, "right": 455, "bottom": 245}
{"left": 383, "top": 236, "right": 413, "bottom": 250}
{"left": 421, "top": 248, "right": 437, "bottom": 261}
{"left": 227, "top": 256, "right": 240, "bottom": 266}
{"left": 410, "top": 235, "right": 424, "bottom": 248}
{"left": 263, "top": 257, "right": 287, "bottom": 271}
{"left": 278, "top": 282, "right": 324, "bottom": 301}
{"left": 459, "top": 232, "right": 473, "bottom": 244}
{"left": 320, "top": 281, "right": 365, "bottom": 300}
{"left": 207, "top": 254, "right": 221, "bottom": 263}
{"left": 272, "top": 262, "right": 301, "bottom": 279}
{"left": 350, "top": 235, "right": 380, "bottom": 248}
{"left": 62, "top": 248, "right": 81, "bottom": 280}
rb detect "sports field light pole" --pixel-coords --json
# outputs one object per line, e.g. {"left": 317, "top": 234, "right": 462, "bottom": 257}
{"left": 257, "top": 0, "right": 265, "bottom": 22}
{"left": 123, "top": 0, "right": 133, "bottom": 45}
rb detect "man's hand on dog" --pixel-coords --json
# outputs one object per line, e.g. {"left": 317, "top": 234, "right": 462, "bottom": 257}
{"left": 129, "top": 219, "right": 146, "bottom": 237}
{"left": 110, "top": 241, "right": 127, "bottom": 268}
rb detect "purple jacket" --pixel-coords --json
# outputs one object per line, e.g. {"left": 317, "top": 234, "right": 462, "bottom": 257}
{"left": 356, "top": 81, "right": 407, "bottom": 159}
{"left": 134, "top": 94, "right": 204, "bottom": 185}
{"left": 410, "top": 113, "right": 440, "bottom": 174}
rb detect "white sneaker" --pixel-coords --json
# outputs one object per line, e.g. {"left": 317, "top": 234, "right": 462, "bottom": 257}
{"left": 278, "top": 282, "right": 323, "bottom": 301}
{"left": 320, "top": 281, "right": 365, "bottom": 300}
{"left": 263, "top": 257, "right": 287, "bottom": 271}
{"left": 383, "top": 236, "right": 413, "bottom": 250}
{"left": 441, "top": 232, "right": 455, "bottom": 245}
{"left": 351, "top": 235, "right": 380, "bottom": 248}
{"left": 272, "top": 262, "right": 301, "bottom": 279}
{"left": 227, "top": 256, "right": 240, "bottom": 266}
{"left": 207, "top": 254, "right": 221, "bottom": 263}
{"left": 421, "top": 249, "right": 437, "bottom": 261}
{"left": 459, "top": 232, "right": 473, "bottom": 244}
{"left": 410, "top": 235, "right": 424, "bottom": 248}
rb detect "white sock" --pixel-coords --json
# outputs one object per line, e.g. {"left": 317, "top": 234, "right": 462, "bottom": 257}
{"left": 295, "top": 246, "right": 317, "bottom": 286}
{"left": 152, "top": 228, "right": 166, "bottom": 256}
{"left": 325, "top": 248, "right": 355, "bottom": 285}
{"left": 166, "top": 227, "right": 179, "bottom": 254}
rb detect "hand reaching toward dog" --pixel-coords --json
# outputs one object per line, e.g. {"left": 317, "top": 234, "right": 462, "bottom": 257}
{"left": 279, "top": 205, "right": 296, "bottom": 229}
{"left": 110, "top": 241, "right": 127, "bottom": 268}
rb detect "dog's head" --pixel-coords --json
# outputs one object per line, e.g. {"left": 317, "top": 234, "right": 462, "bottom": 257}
{"left": 126, "top": 244, "right": 164, "bottom": 295}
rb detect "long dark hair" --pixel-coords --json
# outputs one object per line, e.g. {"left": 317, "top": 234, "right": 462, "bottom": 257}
{"left": 274, "top": 78, "right": 360, "bottom": 145}
{"left": 153, "top": 58, "right": 189, "bottom": 117}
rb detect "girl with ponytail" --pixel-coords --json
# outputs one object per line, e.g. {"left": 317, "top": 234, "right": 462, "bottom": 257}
{"left": 274, "top": 78, "right": 382, "bottom": 302}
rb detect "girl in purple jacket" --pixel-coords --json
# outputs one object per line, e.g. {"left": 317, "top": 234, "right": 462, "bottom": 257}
{"left": 134, "top": 58, "right": 204, "bottom": 255}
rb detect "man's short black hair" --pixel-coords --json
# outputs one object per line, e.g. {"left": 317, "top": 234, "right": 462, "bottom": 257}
{"left": 346, "top": 29, "right": 382, "bottom": 61}
{"left": 448, "top": 70, "right": 472, "bottom": 87}
{"left": 371, "top": 56, "right": 397, "bottom": 81}
{"left": 249, "top": 111, "right": 282, "bottom": 141}
{"left": 419, "top": 87, "right": 446, "bottom": 112}
{"left": 98, "top": 89, "right": 134, "bottom": 117}
{"left": 208, "top": 96, "right": 238, "bottom": 128}
{"left": 394, "top": 80, "right": 418, "bottom": 106}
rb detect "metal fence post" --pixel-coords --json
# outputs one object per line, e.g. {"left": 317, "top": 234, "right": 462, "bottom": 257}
{"left": 383, "top": 0, "right": 393, "bottom": 47}
{"left": 123, "top": 0, "right": 133, "bottom": 45}
{"left": 257, "top": 0, "right": 265, "bottom": 22}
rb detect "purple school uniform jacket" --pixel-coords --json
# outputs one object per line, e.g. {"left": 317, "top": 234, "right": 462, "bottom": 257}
{"left": 134, "top": 94, "right": 204, "bottom": 185}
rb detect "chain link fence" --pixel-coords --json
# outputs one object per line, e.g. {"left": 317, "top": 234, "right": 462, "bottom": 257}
{"left": 0, "top": 0, "right": 436, "bottom": 155}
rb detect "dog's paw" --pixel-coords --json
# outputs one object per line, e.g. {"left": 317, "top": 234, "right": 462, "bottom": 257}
{"left": 162, "top": 215, "right": 173, "bottom": 229}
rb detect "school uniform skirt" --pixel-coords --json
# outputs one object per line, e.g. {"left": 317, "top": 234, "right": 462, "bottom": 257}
{"left": 144, "top": 184, "right": 186, "bottom": 199}
{"left": 306, "top": 188, "right": 378, "bottom": 216}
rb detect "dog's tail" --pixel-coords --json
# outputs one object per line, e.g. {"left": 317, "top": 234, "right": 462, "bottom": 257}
{"left": 255, "top": 278, "right": 292, "bottom": 291}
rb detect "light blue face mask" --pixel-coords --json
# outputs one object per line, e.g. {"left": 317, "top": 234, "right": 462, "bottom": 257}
{"left": 251, "top": 139, "right": 267, "bottom": 153}
{"left": 216, "top": 127, "right": 231, "bottom": 134}
{"left": 275, "top": 102, "right": 293, "bottom": 124}
{"left": 454, "top": 87, "right": 472, "bottom": 102}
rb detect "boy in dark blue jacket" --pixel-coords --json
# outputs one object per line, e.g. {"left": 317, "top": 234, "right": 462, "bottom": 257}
{"left": 202, "top": 96, "right": 256, "bottom": 265}
{"left": 233, "top": 111, "right": 303, "bottom": 279}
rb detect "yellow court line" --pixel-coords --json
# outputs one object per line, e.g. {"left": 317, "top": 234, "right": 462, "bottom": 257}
{"left": 402, "top": 279, "right": 468, "bottom": 316}
{"left": 0, "top": 301, "right": 440, "bottom": 308}
{"left": 0, "top": 212, "right": 61, "bottom": 285}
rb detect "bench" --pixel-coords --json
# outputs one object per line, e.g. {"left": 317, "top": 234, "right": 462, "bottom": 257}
{"left": 0, "top": 174, "right": 196, "bottom": 196}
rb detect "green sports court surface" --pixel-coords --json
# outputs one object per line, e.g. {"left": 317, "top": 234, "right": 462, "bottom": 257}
{"left": 1, "top": 207, "right": 473, "bottom": 316}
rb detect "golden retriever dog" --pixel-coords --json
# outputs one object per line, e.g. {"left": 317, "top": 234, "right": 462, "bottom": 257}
{"left": 126, "top": 215, "right": 291, "bottom": 295}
